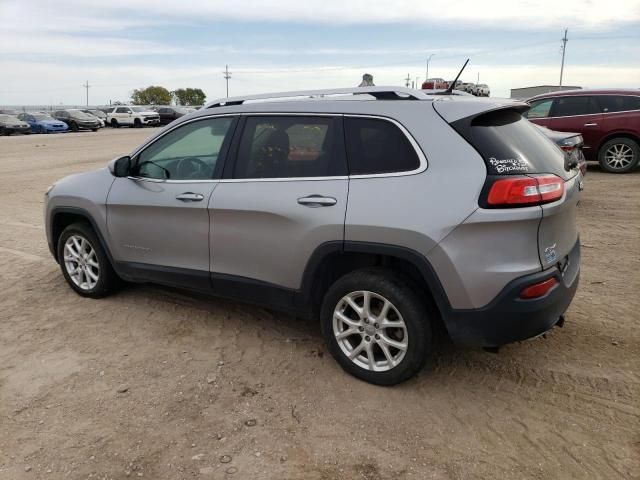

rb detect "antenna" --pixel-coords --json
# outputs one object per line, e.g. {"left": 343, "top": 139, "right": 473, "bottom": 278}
{"left": 436, "top": 59, "right": 469, "bottom": 95}
{"left": 222, "top": 65, "right": 232, "bottom": 98}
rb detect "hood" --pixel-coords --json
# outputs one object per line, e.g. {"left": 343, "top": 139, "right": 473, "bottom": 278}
{"left": 0, "top": 118, "right": 28, "bottom": 127}
{"left": 40, "top": 119, "right": 66, "bottom": 126}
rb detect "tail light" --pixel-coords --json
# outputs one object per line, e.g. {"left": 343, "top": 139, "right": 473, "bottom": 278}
{"left": 520, "top": 277, "right": 558, "bottom": 299}
{"left": 485, "top": 174, "right": 564, "bottom": 208}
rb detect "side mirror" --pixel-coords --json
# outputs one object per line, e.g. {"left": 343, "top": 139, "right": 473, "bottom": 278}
{"left": 108, "top": 156, "right": 132, "bottom": 177}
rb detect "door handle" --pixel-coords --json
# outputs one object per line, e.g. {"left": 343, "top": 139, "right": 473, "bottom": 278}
{"left": 297, "top": 195, "right": 337, "bottom": 207}
{"left": 584, "top": 123, "right": 598, "bottom": 126}
{"left": 176, "top": 192, "right": 204, "bottom": 202}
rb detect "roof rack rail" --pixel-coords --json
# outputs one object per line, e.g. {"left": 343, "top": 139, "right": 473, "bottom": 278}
{"left": 205, "top": 86, "right": 430, "bottom": 108}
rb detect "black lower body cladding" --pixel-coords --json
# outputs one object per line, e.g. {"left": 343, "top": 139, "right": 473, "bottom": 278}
{"left": 445, "top": 239, "right": 580, "bottom": 347}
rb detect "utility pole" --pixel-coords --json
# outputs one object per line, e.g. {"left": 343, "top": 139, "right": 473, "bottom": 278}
{"left": 222, "top": 65, "right": 232, "bottom": 98}
{"left": 82, "top": 80, "right": 91, "bottom": 107}
{"left": 415, "top": 76, "right": 420, "bottom": 89}
{"left": 426, "top": 54, "right": 435, "bottom": 80}
{"left": 559, "top": 28, "right": 568, "bottom": 87}
{"left": 477, "top": 72, "right": 480, "bottom": 85}
{"left": 404, "top": 73, "right": 412, "bottom": 87}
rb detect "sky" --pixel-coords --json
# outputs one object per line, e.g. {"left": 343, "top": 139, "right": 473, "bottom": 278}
{"left": 1, "top": 0, "right": 639, "bottom": 106}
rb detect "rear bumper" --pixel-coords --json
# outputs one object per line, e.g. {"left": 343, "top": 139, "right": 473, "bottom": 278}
{"left": 445, "top": 238, "right": 580, "bottom": 347}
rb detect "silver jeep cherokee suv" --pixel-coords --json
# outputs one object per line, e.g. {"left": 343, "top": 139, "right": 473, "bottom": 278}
{"left": 45, "top": 87, "right": 581, "bottom": 385}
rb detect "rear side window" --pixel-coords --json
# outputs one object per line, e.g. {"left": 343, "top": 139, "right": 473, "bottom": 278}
{"left": 234, "top": 116, "right": 345, "bottom": 179}
{"left": 116, "top": 107, "right": 129, "bottom": 114}
{"left": 598, "top": 95, "right": 640, "bottom": 113}
{"left": 453, "top": 109, "right": 568, "bottom": 178}
{"left": 552, "top": 96, "right": 599, "bottom": 117}
{"left": 344, "top": 117, "right": 420, "bottom": 175}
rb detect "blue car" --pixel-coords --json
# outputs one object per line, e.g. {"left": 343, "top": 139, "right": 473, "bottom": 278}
{"left": 17, "top": 112, "right": 68, "bottom": 134}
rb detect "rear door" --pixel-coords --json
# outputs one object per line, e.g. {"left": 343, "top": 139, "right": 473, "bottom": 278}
{"left": 209, "top": 114, "right": 348, "bottom": 292}
{"left": 106, "top": 115, "right": 237, "bottom": 291}
{"left": 548, "top": 95, "right": 603, "bottom": 154}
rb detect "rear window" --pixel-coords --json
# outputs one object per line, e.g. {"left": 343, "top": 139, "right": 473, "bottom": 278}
{"left": 453, "top": 109, "right": 568, "bottom": 178}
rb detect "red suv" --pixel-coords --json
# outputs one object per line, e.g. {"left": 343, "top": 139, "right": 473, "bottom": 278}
{"left": 525, "top": 89, "right": 640, "bottom": 173}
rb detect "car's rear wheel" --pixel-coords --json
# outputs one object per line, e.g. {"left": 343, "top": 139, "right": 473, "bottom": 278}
{"left": 69, "top": 121, "right": 79, "bottom": 132}
{"left": 57, "top": 223, "right": 119, "bottom": 298}
{"left": 320, "top": 268, "right": 432, "bottom": 385}
{"left": 598, "top": 138, "right": 639, "bottom": 173}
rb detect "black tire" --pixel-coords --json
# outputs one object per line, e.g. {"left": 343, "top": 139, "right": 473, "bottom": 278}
{"left": 70, "top": 121, "right": 79, "bottom": 132}
{"left": 320, "top": 268, "right": 432, "bottom": 386}
{"left": 57, "top": 222, "right": 120, "bottom": 298}
{"left": 598, "top": 137, "right": 639, "bottom": 173}
{"left": 111, "top": 119, "right": 119, "bottom": 128}
{"left": 38, "top": 125, "right": 46, "bottom": 134}
{"left": 133, "top": 118, "right": 142, "bottom": 128}
{"left": 91, "top": 128, "right": 98, "bottom": 132}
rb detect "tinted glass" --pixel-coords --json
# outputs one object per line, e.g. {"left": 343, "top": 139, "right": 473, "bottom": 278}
{"left": 115, "top": 107, "right": 129, "bottom": 113}
{"left": 135, "top": 117, "right": 234, "bottom": 180}
{"left": 525, "top": 99, "right": 553, "bottom": 119}
{"left": 458, "top": 109, "right": 569, "bottom": 178}
{"left": 344, "top": 117, "right": 420, "bottom": 175}
{"left": 552, "top": 96, "right": 599, "bottom": 117}
{"left": 234, "top": 116, "right": 345, "bottom": 179}
{"left": 597, "top": 95, "right": 640, "bottom": 113}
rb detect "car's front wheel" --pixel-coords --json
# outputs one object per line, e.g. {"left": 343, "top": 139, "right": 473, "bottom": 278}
{"left": 57, "top": 223, "right": 119, "bottom": 298}
{"left": 598, "top": 137, "right": 639, "bottom": 173}
{"left": 320, "top": 268, "right": 432, "bottom": 385}
{"left": 110, "top": 119, "right": 119, "bottom": 128}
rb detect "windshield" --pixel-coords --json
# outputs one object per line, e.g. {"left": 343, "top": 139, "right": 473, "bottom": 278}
{"left": 89, "top": 110, "right": 106, "bottom": 118}
{"left": 68, "top": 110, "right": 94, "bottom": 119}
{"left": 131, "top": 107, "right": 150, "bottom": 112}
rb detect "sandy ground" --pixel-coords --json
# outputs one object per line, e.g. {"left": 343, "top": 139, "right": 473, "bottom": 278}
{"left": 0, "top": 128, "right": 638, "bottom": 480}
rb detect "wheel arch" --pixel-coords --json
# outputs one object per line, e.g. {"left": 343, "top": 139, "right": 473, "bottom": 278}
{"left": 49, "top": 207, "right": 114, "bottom": 265}
{"left": 597, "top": 131, "right": 640, "bottom": 154}
{"left": 299, "top": 241, "right": 453, "bottom": 332}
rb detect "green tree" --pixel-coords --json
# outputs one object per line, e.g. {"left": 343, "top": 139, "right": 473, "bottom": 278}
{"left": 172, "top": 88, "right": 207, "bottom": 106}
{"left": 130, "top": 86, "right": 172, "bottom": 105}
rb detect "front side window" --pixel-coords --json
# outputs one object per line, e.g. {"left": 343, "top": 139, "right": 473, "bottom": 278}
{"left": 552, "top": 96, "right": 599, "bottom": 117}
{"left": 134, "top": 117, "right": 235, "bottom": 180}
{"left": 234, "top": 116, "right": 345, "bottom": 179}
{"left": 525, "top": 99, "right": 553, "bottom": 119}
{"left": 344, "top": 117, "right": 420, "bottom": 175}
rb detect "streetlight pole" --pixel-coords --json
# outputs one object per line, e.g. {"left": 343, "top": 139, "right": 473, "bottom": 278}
{"left": 559, "top": 28, "right": 568, "bottom": 87}
{"left": 426, "top": 54, "right": 435, "bottom": 80}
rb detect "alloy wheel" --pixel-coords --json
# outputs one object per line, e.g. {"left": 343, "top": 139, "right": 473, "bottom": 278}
{"left": 604, "top": 143, "right": 635, "bottom": 170}
{"left": 332, "top": 291, "right": 408, "bottom": 372}
{"left": 63, "top": 235, "right": 100, "bottom": 291}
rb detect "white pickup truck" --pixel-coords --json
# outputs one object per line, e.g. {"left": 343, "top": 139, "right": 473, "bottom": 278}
{"left": 106, "top": 106, "right": 160, "bottom": 128}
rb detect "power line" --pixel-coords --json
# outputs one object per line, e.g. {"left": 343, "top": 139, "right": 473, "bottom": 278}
{"left": 559, "top": 28, "right": 568, "bottom": 87}
{"left": 222, "top": 65, "right": 232, "bottom": 97}
{"left": 82, "top": 80, "right": 91, "bottom": 106}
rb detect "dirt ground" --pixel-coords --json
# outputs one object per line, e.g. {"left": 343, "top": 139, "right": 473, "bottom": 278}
{"left": 0, "top": 128, "right": 638, "bottom": 480}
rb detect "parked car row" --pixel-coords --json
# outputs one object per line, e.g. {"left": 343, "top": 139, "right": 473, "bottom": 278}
{"left": 455, "top": 82, "right": 490, "bottom": 96}
{"left": 0, "top": 105, "right": 194, "bottom": 135}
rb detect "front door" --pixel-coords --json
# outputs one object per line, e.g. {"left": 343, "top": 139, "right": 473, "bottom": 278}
{"left": 209, "top": 115, "right": 348, "bottom": 295}
{"left": 107, "top": 115, "right": 237, "bottom": 291}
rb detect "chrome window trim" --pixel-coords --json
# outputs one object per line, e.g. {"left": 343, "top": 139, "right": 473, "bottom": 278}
{"left": 127, "top": 112, "right": 427, "bottom": 184}
{"left": 527, "top": 94, "right": 640, "bottom": 119}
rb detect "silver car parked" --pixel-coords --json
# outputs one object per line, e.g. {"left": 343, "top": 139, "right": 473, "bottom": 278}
{"left": 44, "top": 87, "right": 582, "bottom": 385}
